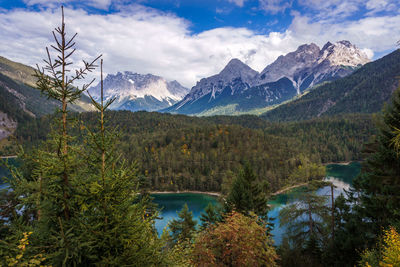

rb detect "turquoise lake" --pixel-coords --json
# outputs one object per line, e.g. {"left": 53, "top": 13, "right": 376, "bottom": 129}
{"left": 151, "top": 162, "right": 361, "bottom": 244}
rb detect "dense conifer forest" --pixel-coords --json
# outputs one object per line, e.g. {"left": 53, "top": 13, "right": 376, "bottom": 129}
{"left": 15, "top": 111, "right": 375, "bottom": 192}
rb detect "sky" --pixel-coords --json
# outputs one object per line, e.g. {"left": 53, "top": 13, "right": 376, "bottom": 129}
{"left": 0, "top": 0, "right": 399, "bottom": 88}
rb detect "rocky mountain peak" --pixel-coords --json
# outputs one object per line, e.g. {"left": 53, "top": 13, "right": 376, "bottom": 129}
{"left": 89, "top": 71, "right": 189, "bottom": 112}
{"left": 318, "top": 40, "right": 370, "bottom": 67}
{"left": 258, "top": 43, "right": 320, "bottom": 84}
{"left": 219, "top": 58, "right": 258, "bottom": 85}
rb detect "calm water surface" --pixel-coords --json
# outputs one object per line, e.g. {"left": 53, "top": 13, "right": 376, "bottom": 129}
{"left": 152, "top": 162, "right": 362, "bottom": 244}
{"left": 268, "top": 162, "right": 361, "bottom": 244}
{"left": 152, "top": 193, "right": 218, "bottom": 235}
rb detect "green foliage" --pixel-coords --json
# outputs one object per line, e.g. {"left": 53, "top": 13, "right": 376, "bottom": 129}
{"left": 263, "top": 49, "right": 400, "bottom": 121}
{"left": 168, "top": 204, "right": 197, "bottom": 244}
{"left": 192, "top": 211, "right": 278, "bottom": 266}
{"left": 278, "top": 181, "right": 332, "bottom": 266}
{"left": 286, "top": 155, "right": 326, "bottom": 185}
{"left": 322, "top": 87, "right": 400, "bottom": 267}
{"left": 1, "top": 9, "right": 168, "bottom": 266}
{"left": 225, "top": 163, "right": 270, "bottom": 222}
{"left": 352, "top": 86, "right": 400, "bottom": 240}
{"left": 15, "top": 112, "right": 375, "bottom": 194}
{"left": 199, "top": 203, "right": 222, "bottom": 230}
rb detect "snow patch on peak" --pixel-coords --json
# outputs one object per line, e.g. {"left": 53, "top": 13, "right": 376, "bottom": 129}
{"left": 88, "top": 71, "right": 189, "bottom": 111}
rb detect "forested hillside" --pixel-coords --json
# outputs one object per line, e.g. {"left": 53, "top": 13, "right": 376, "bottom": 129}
{"left": 0, "top": 56, "right": 94, "bottom": 123}
{"left": 16, "top": 111, "right": 375, "bottom": 192}
{"left": 262, "top": 49, "right": 400, "bottom": 121}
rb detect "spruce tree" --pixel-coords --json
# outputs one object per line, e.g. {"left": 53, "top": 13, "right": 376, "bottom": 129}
{"left": 199, "top": 203, "right": 221, "bottom": 230}
{"left": 225, "top": 163, "right": 270, "bottom": 222}
{"left": 168, "top": 204, "right": 197, "bottom": 243}
{"left": 278, "top": 181, "right": 331, "bottom": 265}
{"left": 1, "top": 7, "right": 167, "bottom": 265}
{"left": 353, "top": 86, "right": 400, "bottom": 237}
{"left": 78, "top": 60, "right": 165, "bottom": 265}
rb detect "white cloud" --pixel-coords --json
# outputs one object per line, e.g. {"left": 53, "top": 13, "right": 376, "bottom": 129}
{"left": 227, "top": 0, "right": 247, "bottom": 7}
{"left": 362, "top": 48, "right": 374, "bottom": 59}
{"left": 23, "top": 0, "right": 113, "bottom": 10}
{"left": 0, "top": 5, "right": 398, "bottom": 89}
{"left": 297, "top": 0, "right": 365, "bottom": 20}
{"left": 0, "top": 6, "right": 300, "bottom": 88}
{"left": 288, "top": 12, "right": 400, "bottom": 52}
{"left": 259, "top": 0, "right": 292, "bottom": 14}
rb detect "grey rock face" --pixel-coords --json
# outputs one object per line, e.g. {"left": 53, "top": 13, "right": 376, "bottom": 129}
{"left": 89, "top": 72, "right": 189, "bottom": 112}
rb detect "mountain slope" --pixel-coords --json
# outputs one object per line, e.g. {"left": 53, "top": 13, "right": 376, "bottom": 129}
{"left": 88, "top": 72, "right": 189, "bottom": 112}
{"left": 0, "top": 56, "right": 97, "bottom": 143}
{"left": 164, "top": 41, "right": 369, "bottom": 116}
{"left": 0, "top": 56, "right": 95, "bottom": 115}
{"left": 262, "top": 49, "right": 400, "bottom": 121}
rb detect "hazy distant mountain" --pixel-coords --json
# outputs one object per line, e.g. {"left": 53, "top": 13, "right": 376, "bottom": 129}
{"left": 89, "top": 72, "right": 189, "bottom": 112}
{"left": 164, "top": 40, "right": 369, "bottom": 116}
{"left": 262, "top": 49, "right": 400, "bottom": 121}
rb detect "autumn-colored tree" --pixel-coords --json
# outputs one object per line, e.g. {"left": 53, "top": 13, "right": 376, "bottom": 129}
{"left": 360, "top": 226, "right": 400, "bottom": 267}
{"left": 192, "top": 211, "right": 278, "bottom": 266}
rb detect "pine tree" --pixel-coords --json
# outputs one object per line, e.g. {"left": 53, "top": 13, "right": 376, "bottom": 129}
{"left": 78, "top": 60, "right": 165, "bottom": 265}
{"left": 225, "top": 163, "right": 270, "bottom": 222}
{"left": 1, "top": 7, "right": 167, "bottom": 265}
{"left": 352, "top": 86, "right": 400, "bottom": 239}
{"left": 278, "top": 181, "right": 330, "bottom": 265}
{"left": 168, "top": 204, "right": 197, "bottom": 243}
{"left": 10, "top": 6, "right": 102, "bottom": 263}
{"left": 199, "top": 203, "right": 221, "bottom": 230}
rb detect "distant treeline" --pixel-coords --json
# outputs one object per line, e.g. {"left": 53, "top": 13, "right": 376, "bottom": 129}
{"left": 16, "top": 111, "right": 376, "bottom": 192}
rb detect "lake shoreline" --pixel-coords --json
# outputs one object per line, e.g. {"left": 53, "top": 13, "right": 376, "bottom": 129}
{"left": 323, "top": 161, "right": 360, "bottom": 166}
{"left": 150, "top": 190, "right": 221, "bottom": 197}
{"left": 0, "top": 155, "right": 17, "bottom": 159}
{"left": 271, "top": 183, "right": 308, "bottom": 196}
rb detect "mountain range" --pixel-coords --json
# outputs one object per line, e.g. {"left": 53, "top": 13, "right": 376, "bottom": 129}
{"left": 262, "top": 48, "right": 400, "bottom": 121}
{"left": 88, "top": 72, "right": 189, "bottom": 112}
{"left": 1, "top": 38, "right": 398, "bottom": 135}
{"left": 163, "top": 40, "right": 370, "bottom": 116}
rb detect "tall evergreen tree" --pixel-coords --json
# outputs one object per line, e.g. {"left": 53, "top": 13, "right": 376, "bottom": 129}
{"left": 199, "top": 203, "right": 221, "bottom": 230}
{"left": 225, "top": 163, "right": 270, "bottom": 222}
{"left": 168, "top": 204, "right": 197, "bottom": 244}
{"left": 279, "top": 181, "right": 332, "bottom": 266}
{"left": 279, "top": 182, "right": 330, "bottom": 250}
{"left": 0, "top": 8, "right": 167, "bottom": 265}
{"left": 352, "top": 86, "right": 400, "bottom": 237}
{"left": 77, "top": 60, "right": 165, "bottom": 265}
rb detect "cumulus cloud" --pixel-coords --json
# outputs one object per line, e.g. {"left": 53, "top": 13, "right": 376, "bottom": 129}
{"left": 288, "top": 11, "right": 400, "bottom": 53}
{"left": 0, "top": 6, "right": 300, "bottom": 88}
{"left": 227, "top": 0, "right": 247, "bottom": 7}
{"left": 259, "top": 0, "right": 292, "bottom": 14}
{"left": 0, "top": 4, "right": 398, "bottom": 89}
